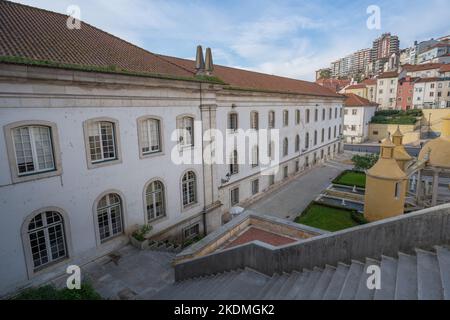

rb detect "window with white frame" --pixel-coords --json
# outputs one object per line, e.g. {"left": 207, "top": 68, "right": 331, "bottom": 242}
{"left": 145, "top": 180, "right": 165, "bottom": 221}
{"left": 283, "top": 165, "right": 288, "bottom": 179}
{"left": 230, "top": 187, "right": 239, "bottom": 205}
{"left": 139, "top": 118, "right": 161, "bottom": 155}
{"left": 352, "top": 109, "right": 357, "bottom": 115}
{"left": 306, "top": 109, "right": 310, "bottom": 123}
{"left": 268, "top": 174, "right": 275, "bottom": 186}
{"left": 251, "top": 179, "right": 259, "bottom": 195}
{"left": 329, "top": 108, "right": 333, "bottom": 119}
{"left": 322, "top": 108, "right": 326, "bottom": 120}
{"left": 268, "top": 111, "right": 275, "bottom": 128}
{"left": 12, "top": 125, "right": 55, "bottom": 175}
{"left": 283, "top": 110, "right": 289, "bottom": 126}
{"left": 314, "top": 130, "right": 317, "bottom": 145}
{"left": 295, "top": 135, "right": 300, "bottom": 152}
{"left": 228, "top": 112, "right": 238, "bottom": 131}
{"left": 295, "top": 160, "right": 299, "bottom": 172}
{"left": 184, "top": 224, "right": 200, "bottom": 240}
{"left": 178, "top": 116, "right": 194, "bottom": 147}
{"left": 27, "top": 211, "right": 67, "bottom": 271}
{"left": 182, "top": 171, "right": 197, "bottom": 207}
{"left": 87, "top": 121, "right": 117, "bottom": 163}
{"left": 321, "top": 128, "right": 325, "bottom": 142}
{"left": 250, "top": 111, "right": 259, "bottom": 130}
{"left": 314, "top": 109, "right": 318, "bottom": 122}
{"left": 97, "top": 193, "right": 123, "bottom": 243}
{"left": 305, "top": 132, "right": 309, "bottom": 149}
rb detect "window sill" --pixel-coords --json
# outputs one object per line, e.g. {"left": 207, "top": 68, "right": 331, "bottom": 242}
{"left": 181, "top": 202, "right": 200, "bottom": 213}
{"left": 87, "top": 158, "right": 122, "bottom": 169}
{"left": 11, "top": 168, "right": 62, "bottom": 184}
{"left": 140, "top": 151, "right": 165, "bottom": 160}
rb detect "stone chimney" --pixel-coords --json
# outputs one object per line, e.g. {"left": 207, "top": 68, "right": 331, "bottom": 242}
{"left": 205, "top": 47, "right": 214, "bottom": 75}
{"left": 195, "top": 45, "right": 205, "bottom": 75}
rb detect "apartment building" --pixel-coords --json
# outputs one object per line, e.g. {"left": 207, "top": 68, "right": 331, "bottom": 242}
{"left": 0, "top": 1, "right": 344, "bottom": 296}
{"left": 377, "top": 72, "right": 399, "bottom": 109}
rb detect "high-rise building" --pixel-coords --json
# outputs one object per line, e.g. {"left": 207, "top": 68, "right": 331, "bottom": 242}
{"left": 371, "top": 33, "right": 400, "bottom": 61}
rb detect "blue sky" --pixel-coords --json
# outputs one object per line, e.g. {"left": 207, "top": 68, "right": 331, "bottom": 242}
{"left": 12, "top": 0, "right": 450, "bottom": 81}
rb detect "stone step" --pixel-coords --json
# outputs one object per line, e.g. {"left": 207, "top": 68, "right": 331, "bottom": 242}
{"left": 173, "top": 275, "right": 214, "bottom": 300}
{"left": 275, "top": 271, "right": 301, "bottom": 300}
{"left": 261, "top": 273, "right": 289, "bottom": 300}
{"left": 256, "top": 274, "right": 281, "bottom": 299}
{"left": 323, "top": 262, "right": 349, "bottom": 300}
{"left": 395, "top": 252, "right": 418, "bottom": 300}
{"left": 435, "top": 246, "right": 450, "bottom": 300}
{"left": 374, "top": 255, "right": 397, "bottom": 300}
{"left": 415, "top": 249, "right": 443, "bottom": 300}
{"left": 355, "top": 258, "right": 380, "bottom": 300}
{"left": 193, "top": 272, "right": 227, "bottom": 300}
{"left": 217, "top": 269, "right": 269, "bottom": 300}
{"left": 338, "top": 260, "right": 364, "bottom": 300}
{"left": 284, "top": 270, "right": 311, "bottom": 300}
{"left": 211, "top": 269, "right": 246, "bottom": 299}
{"left": 295, "top": 267, "right": 323, "bottom": 299}
{"left": 199, "top": 271, "right": 233, "bottom": 299}
{"left": 309, "top": 265, "right": 335, "bottom": 300}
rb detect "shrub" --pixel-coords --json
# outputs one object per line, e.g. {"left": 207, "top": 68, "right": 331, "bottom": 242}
{"left": 351, "top": 154, "right": 379, "bottom": 170}
{"left": 350, "top": 211, "right": 368, "bottom": 225}
{"left": 132, "top": 224, "right": 152, "bottom": 241}
{"left": 14, "top": 283, "right": 101, "bottom": 300}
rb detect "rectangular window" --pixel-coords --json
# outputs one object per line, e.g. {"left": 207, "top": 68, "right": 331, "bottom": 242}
{"left": 251, "top": 179, "right": 259, "bottom": 195}
{"left": 184, "top": 224, "right": 200, "bottom": 241}
{"left": 140, "top": 119, "right": 161, "bottom": 155}
{"left": 88, "top": 121, "right": 116, "bottom": 163}
{"left": 306, "top": 109, "right": 310, "bottom": 123}
{"left": 296, "top": 110, "right": 300, "bottom": 124}
{"left": 352, "top": 109, "right": 357, "bottom": 115}
{"left": 268, "top": 111, "right": 275, "bottom": 129}
{"left": 230, "top": 187, "right": 239, "bottom": 205}
{"left": 283, "top": 110, "right": 289, "bottom": 126}
{"left": 13, "top": 126, "right": 55, "bottom": 175}
{"left": 314, "top": 109, "right": 318, "bottom": 122}
{"left": 322, "top": 108, "right": 325, "bottom": 120}
{"left": 250, "top": 112, "right": 259, "bottom": 130}
{"left": 295, "top": 160, "right": 299, "bottom": 172}
{"left": 268, "top": 174, "right": 275, "bottom": 186}
{"left": 179, "top": 117, "right": 194, "bottom": 147}
{"left": 395, "top": 182, "right": 401, "bottom": 198}
{"left": 283, "top": 166, "right": 288, "bottom": 179}
{"left": 228, "top": 113, "right": 238, "bottom": 131}
{"left": 344, "top": 109, "right": 348, "bottom": 115}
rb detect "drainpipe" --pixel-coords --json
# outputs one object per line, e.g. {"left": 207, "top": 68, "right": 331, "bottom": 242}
{"left": 199, "top": 81, "right": 208, "bottom": 237}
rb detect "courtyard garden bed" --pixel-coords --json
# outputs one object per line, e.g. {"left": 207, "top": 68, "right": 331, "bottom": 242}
{"left": 295, "top": 202, "right": 367, "bottom": 232}
{"left": 332, "top": 170, "right": 366, "bottom": 188}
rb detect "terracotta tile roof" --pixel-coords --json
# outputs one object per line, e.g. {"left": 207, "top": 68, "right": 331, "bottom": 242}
{"left": 159, "top": 55, "right": 340, "bottom": 97}
{"left": 343, "top": 93, "right": 378, "bottom": 107}
{"left": 224, "top": 227, "right": 297, "bottom": 249}
{"left": 416, "top": 77, "right": 440, "bottom": 83}
{"left": 315, "top": 78, "right": 350, "bottom": 93}
{"left": 440, "top": 64, "right": 450, "bottom": 72}
{"left": 401, "top": 63, "right": 442, "bottom": 72}
{"left": 378, "top": 71, "right": 399, "bottom": 79}
{"left": 345, "top": 84, "right": 366, "bottom": 90}
{"left": 0, "top": 0, "right": 340, "bottom": 98}
{"left": 362, "top": 78, "right": 377, "bottom": 85}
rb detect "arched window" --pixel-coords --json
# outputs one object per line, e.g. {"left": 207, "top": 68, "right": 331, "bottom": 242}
{"left": 230, "top": 150, "right": 239, "bottom": 175}
{"left": 305, "top": 132, "right": 309, "bottom": 149}
{"left": 295, "top": 135, "right": 300, "bottom": 152}
{"left": 250, "top": 111, "right": 259, "bottom": 130}
{"left": 27, "top": 211, "right": 67, "bottom": 271}
{"left": 97, "top": 193, "right": 123, "bottom": 242}
{"left": 283, "top": 138, "right": 288, "bottom": 156}
{"left": 268, "top": 111, "right": 275, "bottom": 128}
{"left": 182, "top": 171, "right": 197, "bottom": 207}
{"left": 145, "top": 180, "right": 165, "bottom": 221}
{"left": 314, "top": 130, "right": 318, "bottom": 145}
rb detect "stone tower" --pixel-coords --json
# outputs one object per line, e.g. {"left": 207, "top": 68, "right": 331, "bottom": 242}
{"left": 392, "top": 126, "right": 412, "bottom": 171}
{"left": 364, "top": 136, "right": 407, "bottom": 222}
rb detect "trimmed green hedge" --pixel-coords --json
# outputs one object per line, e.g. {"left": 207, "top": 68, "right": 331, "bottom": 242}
{"left": 370, "top": 109, "right": 422, "bottom": 125}
{"left": 295, "top": 202, "right": 366, "bottom": 232}
{"left": 13, "top": 283, "right": 102, "bottom": 300}
{"left": 332, "top": 170, "right": 366, "bottom": 188}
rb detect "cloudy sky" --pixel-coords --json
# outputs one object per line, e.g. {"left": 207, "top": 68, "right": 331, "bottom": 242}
{"left": 11, "top": 0, "right": 450, "bottom": 81}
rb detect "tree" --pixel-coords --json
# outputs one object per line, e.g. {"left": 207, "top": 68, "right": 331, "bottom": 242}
{"left": 319, "top": 69, "right": 331, "bottom": 79}
{"left": 351, "top": 153, "right": 379, "bottom": 171}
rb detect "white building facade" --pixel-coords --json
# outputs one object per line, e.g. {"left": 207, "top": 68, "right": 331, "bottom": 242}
{"left": 342, "top": 94, "right": 377, "bottom": 143}
{"left": 377, "top": 73, "right": 399, "bottom": 109}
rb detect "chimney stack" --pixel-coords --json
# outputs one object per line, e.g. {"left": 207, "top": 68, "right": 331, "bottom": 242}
{"left": 195, "top": 45, "right": 205, "bottom": 75}
{"left": 205, "top": 47, "right": 214, "bottom": 75}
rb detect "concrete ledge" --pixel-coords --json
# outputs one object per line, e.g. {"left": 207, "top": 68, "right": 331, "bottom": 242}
{"left": 175, "top": 203, "right": 450, "bottom": 281}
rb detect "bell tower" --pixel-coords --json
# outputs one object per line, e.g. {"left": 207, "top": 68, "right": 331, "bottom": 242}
{"left": 392, "top": 126, "right": 412, "bottom": 171}
{"left": 364, "top": 136, "right": 407, "bottom": 222}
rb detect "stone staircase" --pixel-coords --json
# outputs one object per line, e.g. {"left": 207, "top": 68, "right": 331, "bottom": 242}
{"left": 149, "top": 246, "right": 450, "bottom": 300}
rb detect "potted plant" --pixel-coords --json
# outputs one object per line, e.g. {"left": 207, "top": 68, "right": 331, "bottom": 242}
{"left": 130, "top": 224, "right": 152, "bottom": 249}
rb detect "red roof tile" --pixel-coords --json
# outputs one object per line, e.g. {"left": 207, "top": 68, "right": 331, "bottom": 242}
{"left": 346, "top": 84, "right": 366, "bottom": 90}
{"left": 224, "top": 227, "right": 297, "bottom": 249}
{"left": 401, "top": 63, "right": 442, "bottom": 72}
{"left": 362, "top": 78, "right": 377, "bottom": 85}
{"left": 378, "top": 71, "right": 399, "bottom": 79}
{"left": 0, "top": 0, "right": 340, "bottom": 98}
{"left": 440, "top": 64, "right": 450, "bottom": 72}
{"left": 343, "top": 93, "right": 378, "bottom": 107}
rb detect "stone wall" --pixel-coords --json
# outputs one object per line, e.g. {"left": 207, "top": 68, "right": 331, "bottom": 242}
{"left": 174, "top": 203, "right": 450, "bottom": 281}
{"left": 368, "top": 123, "right": 420, "bottom": 144}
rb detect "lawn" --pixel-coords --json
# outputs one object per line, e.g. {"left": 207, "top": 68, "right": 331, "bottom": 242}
{"left": 333, "top": 170, "right": 366, "bottom": 188}
{"left": 295, "top": 203, "right": 360, "bottom": 232}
